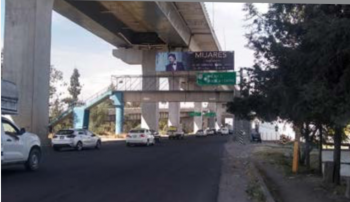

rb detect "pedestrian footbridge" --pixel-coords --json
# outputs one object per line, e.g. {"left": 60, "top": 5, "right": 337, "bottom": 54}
{"left": 49, "top": 75, "right": 236, "bottom": 131}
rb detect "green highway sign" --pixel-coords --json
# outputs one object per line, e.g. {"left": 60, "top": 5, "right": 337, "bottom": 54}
{"left": 188, "top": 111, "right": 202, "bottom": 117}
{"left": 204, "top": 112, "right": 216, "bottom": 117}
{"left": 197, "top": 72, "right": 236, "bottom": 86}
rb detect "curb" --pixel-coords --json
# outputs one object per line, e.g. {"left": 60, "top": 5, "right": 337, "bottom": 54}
{"left": 250, "top": 161, "right": 276, "bottom": 202}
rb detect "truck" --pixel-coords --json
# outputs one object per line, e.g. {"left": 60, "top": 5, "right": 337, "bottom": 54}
{"left": 1, "top": 79, "right": 42, "bottom": 171}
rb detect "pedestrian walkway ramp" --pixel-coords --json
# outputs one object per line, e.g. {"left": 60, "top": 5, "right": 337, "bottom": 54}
{"left": 50, "top": 75, "right": 236, "bottom": 127}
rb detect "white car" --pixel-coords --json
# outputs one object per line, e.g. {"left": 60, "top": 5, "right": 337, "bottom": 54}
{"left": 126, "top": 129, "right": 155, "bottom": 146}
{"left": 220, "top": 127, "right": 230, "bottom": 135}
{"left": 51, "top": 129, "right": 101, "bottom": 151}
{"left": 205, "top": 128, "right": 217, "bottom": 136}
{"left": 168, "top": 130, "right": 185, "bottom": 140}
{"left": 196, "top": 129, "right": 207, "bottom": 137}
{"left": 1, "top": 116, "right": 42, "bottom": 171}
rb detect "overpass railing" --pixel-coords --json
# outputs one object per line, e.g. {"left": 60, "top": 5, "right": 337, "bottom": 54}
{"left": 111, "top": 75, "right": 234, "bottom": 92}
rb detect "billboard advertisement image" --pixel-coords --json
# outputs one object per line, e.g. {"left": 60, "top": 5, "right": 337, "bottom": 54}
{"left": 156, "top": 51, "right": 234, "bottom": 72}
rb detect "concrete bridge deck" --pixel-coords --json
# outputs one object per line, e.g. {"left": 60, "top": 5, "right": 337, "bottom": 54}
{"left": 122, "top": 90, "right": 234, "bottom": 103}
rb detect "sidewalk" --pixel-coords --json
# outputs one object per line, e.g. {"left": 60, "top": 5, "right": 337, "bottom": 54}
{"left": 218, "top": 138, "right": 263, "bottom": 202}
{"left": 253, "top": 145, "right": 349, "bottom": 202}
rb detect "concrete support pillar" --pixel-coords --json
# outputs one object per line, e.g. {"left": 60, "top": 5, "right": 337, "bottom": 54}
{"left": 234, "top": 116, "right": 252, "bottom": 136}
{"left": 3, "top": 0, "right": 54, "bottom": 141}
{"left": 168, "top": 77, "right": 181, "bottom": 131}
{"left": 193, "top": 76, "right": 203, "bottom": 132}
{"left": 73, "top": 107, "right": 90, "bottom": 129}
{"left": 110, "top": 93, "right": 124, "bottom": 134}
{"left": 207, "top": 103, "right": 216, "bottom": 129}
{"left": 168, "top": 103, "right": 180, "bottom": 128}
{"left": 193, "top": 102, "right": 202, "bottom": 132}
{"left": 141, "top": 50, "right": 159, "bottom": 131}
{"left": 215, "top": 103, "right": 223, "bottom": 130}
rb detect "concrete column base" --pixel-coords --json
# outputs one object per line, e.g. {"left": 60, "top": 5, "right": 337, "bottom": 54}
{"left": 141, "top": 50, "right": 159, "bottom": 131}
{"left": 3, "top": 0, "right": 54, "bottom": 143}
{"left": 193, "top": 102, "right": 202, "bottom": 132}
{"left": 215, "top": 103, "right": 223, "bottom": 130}
{"left": 141, "top": 103, "right": 159, "bottom": 130}
{"left": 168, "top": 102, "right": 180, "bottom": 131}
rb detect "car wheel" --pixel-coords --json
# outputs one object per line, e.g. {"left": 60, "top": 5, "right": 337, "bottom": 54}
{"left": 95, "top": 140, "right": 102, "bottom": 150}
{"left": 76, "top": 141, "right": 83, "bottom": 151}
{"left": 25, "top": 147, "right": 41, "bottom": 171}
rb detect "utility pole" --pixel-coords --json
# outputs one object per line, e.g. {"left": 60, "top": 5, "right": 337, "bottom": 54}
{"left": 292, "top": 126, "right": 301, "bottom": 173}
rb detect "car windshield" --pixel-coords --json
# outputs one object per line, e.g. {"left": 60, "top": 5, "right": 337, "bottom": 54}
{"left": 130, "top": 130, "right": 145, "bottom": 133}
{"left": 57, "top": 130, "right": 74, "bottom": 135}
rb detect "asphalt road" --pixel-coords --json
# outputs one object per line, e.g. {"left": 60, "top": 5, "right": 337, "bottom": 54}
{"left": 2, "top": 135, "right": 228, "bottom": 202}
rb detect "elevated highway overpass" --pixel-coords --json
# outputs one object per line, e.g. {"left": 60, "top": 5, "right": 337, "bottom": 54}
{"left": 3, "top": 0, "right": 226, "bottom": 140}
{"left": 53, "top": 1, "right": 220, "bottom": 51}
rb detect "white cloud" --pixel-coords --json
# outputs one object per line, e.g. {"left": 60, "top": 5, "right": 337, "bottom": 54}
{"left": 51, "top": 47, "right": 141, "bottom": 100}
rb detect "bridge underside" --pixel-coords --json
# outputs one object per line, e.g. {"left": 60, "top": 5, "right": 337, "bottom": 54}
{"left": 54, "top": 0, "right": 220, "bottom": 51}
{"left": 122, "top": 91, "right": 234, "bottom": 103}
{"left": 3, "top": 0, "right": 223, "bottom": 140}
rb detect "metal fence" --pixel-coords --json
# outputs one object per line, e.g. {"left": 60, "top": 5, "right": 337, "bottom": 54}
{"left": 111, "top": 75, "right": 198, "bottom": 91}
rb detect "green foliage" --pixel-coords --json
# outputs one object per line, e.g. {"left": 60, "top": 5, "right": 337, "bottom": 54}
{"left": 159, "top": 118, "right": 168, "bottom": 132}
{"left": 228, "top": 4, "right": 350, "bottom": 183}
{"left": 89, "top": 99, "right": 114, "bottom": 135}
{"left": 65, "top": 68, "right": 82, "bottom": 106}
{"left": 49, "top": 66, "right": 64, "bottom": 99}
{"left": 49, "top": 66, "right": 66, "bottom": 121}
{"left": 123, "top": 116, "right": 140, "bottom": 133}
{"left": 229, "top": 3, "right": 350, "bottom": 128}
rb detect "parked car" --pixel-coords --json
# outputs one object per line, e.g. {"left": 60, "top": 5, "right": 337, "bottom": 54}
{"left": 229, "top": 129, "right": 234, "bottom": 135}
{"left": 196, "top": 129, "right": 207, "bottom": 137}
{"left": 51, "top": 129, "right": 101, "bottom": 151}
{"left": 250, "top": 131, "right": 262, "bottom": 143}
{"left": 220, "top": 127, "right": 230, "bottom": 135}
{"left": 205, "top": 128, "right": 217, "bottom": 136}
{"left": 168, "top": 130, "right": 185, "bottom": 140}
{"left": 1, "top": 116, "right": 42, "bottom": 171}
{"left": 126, "top": 129, "right": 155, "bottom": 146}
{"left": 150, "top": 129, "right": 161, "bottom": 142}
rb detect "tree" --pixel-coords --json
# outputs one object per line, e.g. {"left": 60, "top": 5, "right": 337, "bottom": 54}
{"left": 65, "top": 68, "right": 82, "bottom": 107}
{"left": 49, "top": 66, "right": 66, "bottom": 121}
{"left": 89, "top": 100, "right": 114, "bottom": 135}
{"left": 228, "top": 4, "right": 350, "bottom": 184}
{"left": 49, "top": 66, "right": 64, "bottom": 100}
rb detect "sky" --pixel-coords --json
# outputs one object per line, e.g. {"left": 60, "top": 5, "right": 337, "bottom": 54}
{"left": 1, "top": 1, "right": 268, "bottom": 100}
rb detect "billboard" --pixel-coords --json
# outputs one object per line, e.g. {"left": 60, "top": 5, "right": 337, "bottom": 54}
{"left": 156, "top": 51, "right": 234, "bottom": 72}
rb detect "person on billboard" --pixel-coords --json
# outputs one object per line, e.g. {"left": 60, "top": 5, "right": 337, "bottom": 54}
{"left": 166, "top": 53, "right": 185, "bottom": 71}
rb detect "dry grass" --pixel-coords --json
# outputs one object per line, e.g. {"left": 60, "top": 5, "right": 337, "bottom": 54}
{"left": 253, "top": 144, "right": 294, "bottom": 175}
{"left": 245, "top": 163, "right": 267, "bottom": 202}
